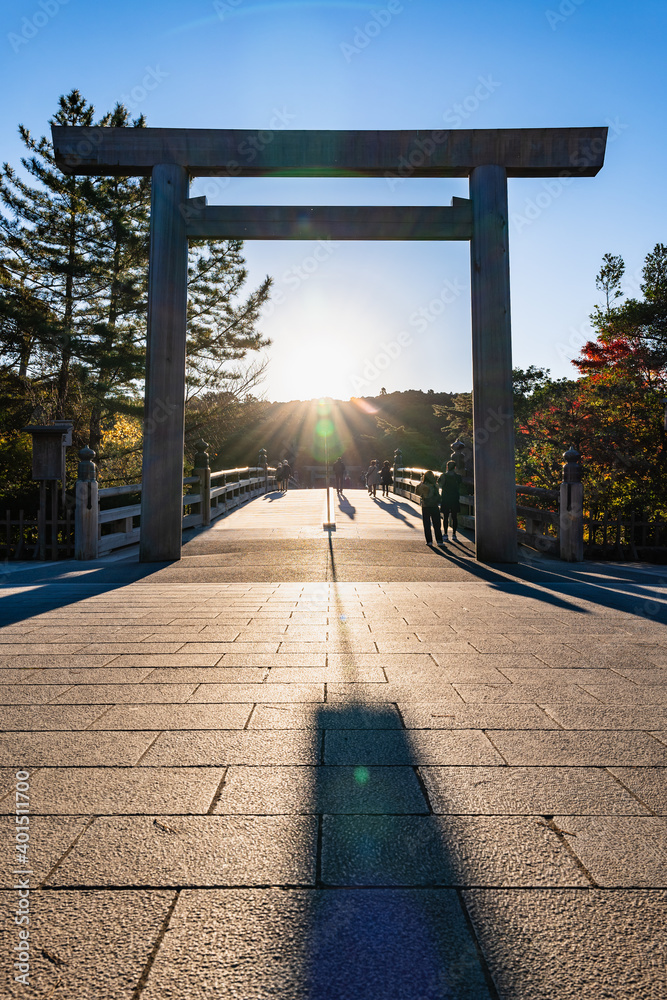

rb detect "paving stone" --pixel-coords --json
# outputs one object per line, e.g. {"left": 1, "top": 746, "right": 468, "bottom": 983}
{"left": 610, "top": 767, "right": 667, "bottom": 813}
{"left": 0, "top": 705, "right": 111, "bottom": 730}
{"left": 55, "top": 683, "right": 198, "bottom": 703}
{"left": 79, "top": 642, "right": 186, "bottom": 654}
{"left": 463, "top": 888, "right": 667, "bottom": 999}
{"left": 0, "top": 654, "right": 116, "bottom": 669}
{"left": 87, "top": 703, "right": 252, "bottom": 730}
{"left": 387, "top": 665, "right": 512, "bottom": 683}
{"left": 0, "top": 767, "right": 22, "bottom": 803}
{"left": 2, "top": 667, "right": 156, "bottom": 684}
{"left": 0, "top": 815, "right": 89, "bottom": 886}
{"left": 47, "top": 815, "right": 317, "bottom": 887}
{"left": 140, "top": 729, "right": 320, "bottom": 766}
{"left": 0, "top": 642, "right": 86, "bottom": 653}
{"left": 325, "top": 729, "right": 503, "bottom": 766}
{"left": 487, "top": 730, "right": 667, "bottom": 766}
{"left": 139, "top": 888, "right": 494, "bottom": 1000}
{"left": 248, "top": 704, "right": 403, "bottom": 729}
{"left": 554, "top": 815, "right": 667, "bottom": 887}
{"left": 0, "top": 685, "right": 72, "bottom": 704}
{"left": 582, "top": 683, "right": 667, "bottom": 703}
{"left": 0, "top": 731, "right": 158, "bottom": 766}
{"left": 144, "top": 666, "right": 269, "bottom": 683}
{"left": 269, "top": 666, "right": 386, "bottom": 683}
{"left": 326, "top": 652, "right": 432, "bottom": 669}
{"left": 399, "top": 703, "right": 556, "bottom": 730}
{"left": 105, "top": 653, "right": 224, "bottom": 666}
{"left": 453, "top": 684, "right": 600, "bottom": 704}
{"left": 541, "top": 703, "right": 667, "bottom": 730}
{"left": 420, "top": 766, "right": 647, "bottom": 815}
{"left": 213, "top": 765, "right": 427, "bottom": 814}
{"left": 0, "top": 889, "right": 175, "bottom": 1000}
{"left": 497, "top": 668, "right": 624, "bottom": 685}
{"left": 188, "top": 683, "right": 324, "bottom": 703}
{"left": 218, "top": 652, "right": 327, "bottom": 666}
{"left": 328, "top": 682, "right": 462, "bottom": 702}
{"left": 6, "top": 766, "right": 225, "bottom": 815}
{"left": 179, "top": 641, "right": 280, "bottom": 655}
{"left": 611, "top": 667, "right": 667, "bottom": 684}
{"left": 321, "top": 815, "right": 589, "bottom": 887}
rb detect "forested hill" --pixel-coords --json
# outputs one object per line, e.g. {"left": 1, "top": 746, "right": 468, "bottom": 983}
{"left": 219, "top": 389, "right": 458, "bottom": 473}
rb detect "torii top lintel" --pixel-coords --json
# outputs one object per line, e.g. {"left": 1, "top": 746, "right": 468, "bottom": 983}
{"left": 51, "top": 126, "right": 607, "bottom": 179}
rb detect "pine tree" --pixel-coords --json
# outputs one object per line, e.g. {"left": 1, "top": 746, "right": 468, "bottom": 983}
{"left": 1, "top": 90, "right": 275, "bottom": 484}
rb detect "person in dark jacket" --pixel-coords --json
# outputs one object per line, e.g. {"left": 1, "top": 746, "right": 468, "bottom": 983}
{"left": 438, "top": 461, "right": 462, "bottom": 541}
{"left": 380, "top": 460, "right": 392, "bottom": 497}
{"left": 415, "top": 470, "right": 443, "bottom": 545}
{"left": 333, "top": 457, "right": 346, "bottom": 494}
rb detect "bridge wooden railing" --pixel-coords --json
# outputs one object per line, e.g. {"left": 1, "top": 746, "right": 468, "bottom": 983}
{"left": 77, "top": 456, "right": 276, "bottom": 559}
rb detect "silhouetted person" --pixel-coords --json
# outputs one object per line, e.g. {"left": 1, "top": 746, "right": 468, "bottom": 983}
{"left": 281, "top": 461, "right": 291, "bottom": 492}
{"left": 416, "top": 469, "right": 443, "bottom": 545}
{"left": 380, "top": 460, "right": 392, "bottom": 497}
{"left": 438, "top": 461, "right": 463, "bottom": 541}
{"left": 333, "top": 457, "right": 346, "bottom": 494}
{"left": 366, "top": 459, "right": 380, "bottom": 497}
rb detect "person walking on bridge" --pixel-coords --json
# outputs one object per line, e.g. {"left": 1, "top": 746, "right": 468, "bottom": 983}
{"left": 366, "top": 459, "right": 380, "bottom": 497}
{"left": 281, "top": 460, "right": 291, "bottom": 492}
{"left": 380, "top": 460, "right": 392, "bottom": 497}
{"left": 416, "top": 470, "right": 443, "bottom": 545}
{"left": 333, "top": 457, "right": 346, "bottom": 495}
{"left": 438, "top": 461, "right": 462, "bottom": 541}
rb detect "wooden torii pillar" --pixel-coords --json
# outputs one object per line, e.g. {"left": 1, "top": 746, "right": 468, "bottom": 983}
{"left": 52, "top": 126, "right": 607, "bottom": 563}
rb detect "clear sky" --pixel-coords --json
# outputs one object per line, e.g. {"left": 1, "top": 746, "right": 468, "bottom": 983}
{"left": 2, "top": 0, "right": 666, "bottom": 402}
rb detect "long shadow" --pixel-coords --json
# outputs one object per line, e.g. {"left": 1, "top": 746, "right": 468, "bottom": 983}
{"left": 0, "top": 561, "right": 170, "bottom": 628}
{"left": 373, "top": 496, "right": 420, "bottom": 530}
{"left": 263, "top": 490, "right": 287, "bottom": 502}
{"left": 336, "top": 495, "right": 356, "bottom": 520}
{"left": 435, "top": 540, "right": 667, "bottom": 622}
{"left": 305, "top": 703, "right": 498, "bottom": 999}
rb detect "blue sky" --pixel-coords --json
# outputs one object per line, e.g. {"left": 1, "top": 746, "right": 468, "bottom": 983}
{"left": 2, "top": 0, "right": 666, "bottom": 402}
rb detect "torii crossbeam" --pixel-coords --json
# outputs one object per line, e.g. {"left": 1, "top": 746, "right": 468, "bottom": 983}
{"left": 52, "top": 126, "right": 607, "bottom": 563}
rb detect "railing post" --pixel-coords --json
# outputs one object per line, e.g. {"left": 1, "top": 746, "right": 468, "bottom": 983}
{"left": 392, "top": 448, "right": 403, "bottom": 493}
{"left": 451, "top": 439, "right": 466, "bottom": 474}
{"left": 560, "top": 446, "right": 583, "bottom": 562}
{"left": 194, "top": 440, "right": 211, "bottom": 527}
{"left": 75, "top": 447, "right": 99, "bottom": 560}
{"left": 259, "top": 449, "right": 268, "bottom": 494}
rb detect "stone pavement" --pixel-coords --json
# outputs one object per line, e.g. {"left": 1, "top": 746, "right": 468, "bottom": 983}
{"left": 0, "top": 489, "right": 666, "bottom": 998}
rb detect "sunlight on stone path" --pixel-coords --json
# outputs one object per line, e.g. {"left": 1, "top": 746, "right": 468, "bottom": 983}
{"left": 0, "top": 538, "right": 666, "bottom": 997}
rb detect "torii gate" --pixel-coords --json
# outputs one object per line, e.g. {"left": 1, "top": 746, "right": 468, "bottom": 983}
{"left": 51, "top": 125, "right": 607, "bottom": 564}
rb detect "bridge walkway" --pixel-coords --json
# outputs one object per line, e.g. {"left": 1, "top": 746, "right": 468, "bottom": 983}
{"left": 0, "top": 489, "right": 665, "bottom": 997}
